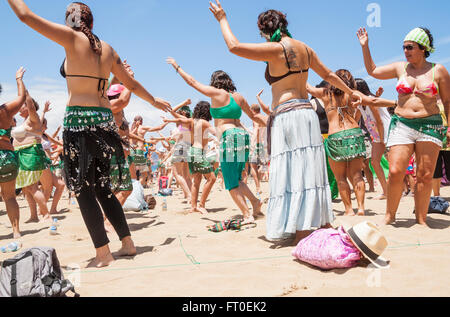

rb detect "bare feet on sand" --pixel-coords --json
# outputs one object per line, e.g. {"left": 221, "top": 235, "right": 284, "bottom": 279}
{"left": 373, "top": 194, "right": 387, "bottom": 200}
{"left": 117, "top": 237, "right": 137, "bottom": 257}
{"left": 252, "top": 200, "right": 264, "bottom": 219}
{"left": 344, "top": 211, "right": 355, "bottom": 216}
{"left": 357, "top": 209, "right": 365, "bottom": 216}
{"left": 86, "top": 253, "right": 115, "bottom": 268}
{"left": 189, "top": 207, "right": 208, "bottom": 215}
{"left": 25, "top": 217, "right": 40, "bottom": 223}
{"left": 383, "top": 214, "right": 396, "bottom": 225}
{"left": 197, "top": 206, "right": 209, "bottom": 215}
{"left": 243, "top": 215, "right": 256, "bottom": 224}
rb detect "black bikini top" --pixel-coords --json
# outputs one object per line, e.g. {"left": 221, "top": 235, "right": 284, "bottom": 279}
{"left": 265, "top": 42, "right": 310, "bottom": 85}
{"left": 60, "top": 58, "right": 108, "bottom": 99}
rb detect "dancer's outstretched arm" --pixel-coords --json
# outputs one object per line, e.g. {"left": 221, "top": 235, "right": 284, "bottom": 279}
{"left": 233, "top": 93, "right": 267, "bottom": 126}
{"left": 43, "top": 133, "right": 63, "bottom": 147}
{"left": 162, "top": 117, "right": 193, "bottom": 126}
{"left": 7, "top": 0, "right": 75, "bottom": 48}
{"left": 51, "top": 126, "right": 61, "bottom": 139}
{"left": 167, "top": 58, "right": 221, "bottom": 98}
{"left": 307, "top": 83, "right": 395, "bottom": 108}
{"left": 4, "top": 67, "right": 26, "bottom": 117}
{"left": 256, "top": 89, "right": 272, "bottom": 116}
{"left": 209, "top": 0, "right": 280, "bottom": 62}
{"left": 141, "top": 122, "right": 169, "bottom": 133}
{"left": 356, "top": 27, "right": 400, "bottom": 80}
{"left": 25, "top": 92, "right": 41, "bottom": 126}
{"left": 39, "top": 101, "right": 51, "bottom": 124}
{"left": 172, "top": 99, "right": 191, "bottom": 113}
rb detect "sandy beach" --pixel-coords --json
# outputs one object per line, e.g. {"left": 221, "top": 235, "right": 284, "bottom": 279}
{"left": 1, "top": 179, "right": 449, "bottom": 297}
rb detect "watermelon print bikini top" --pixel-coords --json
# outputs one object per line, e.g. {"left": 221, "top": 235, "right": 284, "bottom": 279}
{"left": 396, "top": 63, "right": 439, "bottom": 98}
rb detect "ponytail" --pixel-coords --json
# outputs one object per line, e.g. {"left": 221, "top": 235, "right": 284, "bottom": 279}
{"left": 66, "top": 2, "right": 102, "bottom": 56}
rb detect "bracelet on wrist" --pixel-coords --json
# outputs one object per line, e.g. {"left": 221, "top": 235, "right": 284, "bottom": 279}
{"left": 176, "top": 65, "right": 181, "bottom": 73}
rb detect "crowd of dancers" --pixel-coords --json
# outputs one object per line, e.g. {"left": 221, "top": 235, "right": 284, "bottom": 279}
{"left": 1, "top": 0, "right": 449, "bottom": 268}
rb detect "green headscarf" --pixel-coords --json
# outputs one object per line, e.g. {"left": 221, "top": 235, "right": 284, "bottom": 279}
{"left": 404, "top": 28, "right": 435, "bottom": 53}
{"left": 179, "top": 106, "right": 192, "bottom": 116}
{"left": 270, "top": 28, "right": 293, "bottom": 42}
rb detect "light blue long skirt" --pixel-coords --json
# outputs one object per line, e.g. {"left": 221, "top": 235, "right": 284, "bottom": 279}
{"left": 266, "top": 106, "right": 334, "bottom": 241}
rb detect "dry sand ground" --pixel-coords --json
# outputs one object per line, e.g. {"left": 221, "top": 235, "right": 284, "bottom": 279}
{"left": 1, "top": 179, "right": 450, "bottom": 297}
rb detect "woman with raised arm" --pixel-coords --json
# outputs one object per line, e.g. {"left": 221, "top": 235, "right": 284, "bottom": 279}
{"left": 355, "top": 79, "right": 391, "bottom": 200}
{"left": 209, "top": 1, "right": 363, "bottom": 243}
{"left": 307, "top": 70, "right": 396, "bottom": 217}
{"left": 357, "top": 27, "right": 450, "bottom": 226}
{"left": 12, "top": 92, "right": 51, "bottom": 222}
{"left": 0, "top": 68, "right": 26, "bottom": 238}
{"left": 7, "top": 0, "right": 171, "bottom": 268}
{"left": 167, "top": 58, "right": 265, "bottom": 223}
{"left": 166, "top": 99, "right": 194, "bottom": 202}
{"left": 163, "top": 101, "right": 217, "bottom": 214}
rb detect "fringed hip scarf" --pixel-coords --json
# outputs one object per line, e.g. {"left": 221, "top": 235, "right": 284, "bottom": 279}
{"left": 62, "top": 106, "right": 125, "bottom": 196}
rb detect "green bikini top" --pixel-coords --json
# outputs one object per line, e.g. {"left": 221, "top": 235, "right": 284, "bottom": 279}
{"left": 210, "top": 94, "right": 242, "bottom": 120}
{"left": 0, "top": 128, "right": 11, "bottom": 138}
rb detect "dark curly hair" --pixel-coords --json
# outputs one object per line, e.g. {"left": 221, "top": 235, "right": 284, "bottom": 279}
{"left": 417, "top": 27, "right": 434, "bottom": 58}
{"left": 0, "top": 83, "right": 2, "bottom": 95}
{"left": 210, "top": 71, "right": 236, "bottom": 93}
{"left": 355, "top": 78, "right": 376, "bottom": 97}
{"left": 257, "top": 10, "right": 288, "bottom": 40}
{"left": 327, "top": 69, "right": 356, "bottom": 97}
{"left": 65, "top": 2, "right": 102, "bottom": 55}
{"left": 193, "top": 101, "right": 212, "bottom": 121}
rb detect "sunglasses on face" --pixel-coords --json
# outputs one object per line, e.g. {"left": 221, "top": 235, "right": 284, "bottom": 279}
{"left": 403, "top": 44, "right": 415, "bottom": 51}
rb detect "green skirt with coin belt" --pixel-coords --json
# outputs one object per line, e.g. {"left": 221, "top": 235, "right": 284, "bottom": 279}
{"left": 324, "top": 128, "right": 366, "bottom": 162}
{"left": 0, "top": 150, "right": 19, "bottom": 184}
{"left": 188, "top": 147, "right": 213, "bottom": 175}
{"left": 15, "top": 143, "right": 48, "bottom": 189}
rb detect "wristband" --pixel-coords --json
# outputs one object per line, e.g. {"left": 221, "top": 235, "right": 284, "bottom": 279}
{"left": 176, "top": 66, "right": 181, "bottom": 73}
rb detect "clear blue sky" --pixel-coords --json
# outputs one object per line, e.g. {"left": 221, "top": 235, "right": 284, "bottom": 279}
{"left": 1, "top": 0, "right": 450, "bottom": 134}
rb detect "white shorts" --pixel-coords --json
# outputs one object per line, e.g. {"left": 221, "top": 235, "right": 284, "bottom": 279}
{"left": 387, "top": 121, "right": 443, "bottom": 148}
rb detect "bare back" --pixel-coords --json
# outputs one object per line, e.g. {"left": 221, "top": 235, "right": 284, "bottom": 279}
{"left": 191, "top": 119, "right": 210, "bottom": 150}
{"left": 268, "top": 38, "right": 311, "bottom": 108}
{"left": 322, "top": 93, "right": 360, "bottom": 135}
{"left": 63, "top": 33, "right": 115, "bottom": 108}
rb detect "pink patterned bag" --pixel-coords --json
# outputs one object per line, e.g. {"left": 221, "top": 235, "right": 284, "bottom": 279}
{"left": 292, "top": 227, "right": 361, "bottom": 270}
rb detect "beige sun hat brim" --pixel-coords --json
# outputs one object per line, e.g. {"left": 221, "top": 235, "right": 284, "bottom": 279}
{"left": 345, "top": 227, "right": 390, "bottom": 269}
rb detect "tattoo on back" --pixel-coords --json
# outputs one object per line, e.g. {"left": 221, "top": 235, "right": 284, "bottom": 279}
{"left": 282, "top": 42, "right": 299, "bottom": 69}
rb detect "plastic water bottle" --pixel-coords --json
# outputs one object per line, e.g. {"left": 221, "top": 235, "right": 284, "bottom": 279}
{"left": 162, "top": 197, "right": 167, "bottom": 212}
{"left": 49, "top": 225, "right": 58, "bottom": 236}
{"left": 1, "top": 242, "right": 22, "bottom": 253}
{"left": 52, "top": 218, "right": 59, "bottom": 227}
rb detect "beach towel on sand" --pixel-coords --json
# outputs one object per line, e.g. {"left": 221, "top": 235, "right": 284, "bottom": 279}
{"left": 292, "top": 227, "right": 361, "bottom": 270}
